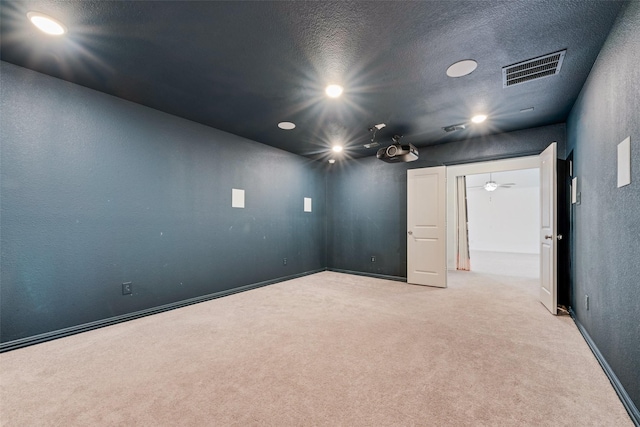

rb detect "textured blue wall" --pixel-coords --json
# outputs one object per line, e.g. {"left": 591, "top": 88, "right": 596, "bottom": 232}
{"left": 327, "top": 124, "right": 566, "bottom": 278}
{"left": 567, "top": 1, "right": 640, "bottom": 412}
{"left": 0, "top": 62, "right": 326, "bottom": 343}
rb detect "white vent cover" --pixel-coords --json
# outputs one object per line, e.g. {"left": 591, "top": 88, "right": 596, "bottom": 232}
{"left": 502, "top": 50, "right": 566, "bottom": 88}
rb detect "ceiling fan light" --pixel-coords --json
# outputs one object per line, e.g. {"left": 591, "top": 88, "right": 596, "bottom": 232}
{"left": 484, "top": 181, "right": 498, "bottom": 192}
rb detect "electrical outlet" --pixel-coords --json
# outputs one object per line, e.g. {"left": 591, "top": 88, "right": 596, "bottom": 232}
{"left": 283, "top": 258, "right": 287, "bottom": 266}
{"left": 122, "top": 282, "right": 132, "bottom": 295}
{"left": 371, "top": 256, "right": 376, "bottom": 262}
{"left": 585, "top": 295, "right": 589, "bottom": 310}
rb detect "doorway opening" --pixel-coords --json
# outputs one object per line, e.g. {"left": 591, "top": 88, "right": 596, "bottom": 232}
{"left": 445, "top": 155, "right": 541, "bottom": 277}
{"left": 464, "top": 168, "right": 540, "bottom": 279}
{"left": 410, "top": 144, "right": 559, "bottom": 314}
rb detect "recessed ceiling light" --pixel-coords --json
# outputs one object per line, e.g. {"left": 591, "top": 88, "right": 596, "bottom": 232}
{"left": 325, "top": 84, "right": 343, "bottom": 98}
{"left": 328, "top": 159, "right": 336, "bottom": 164}
{"left": 278, "top": 121, "right": 296, "bottom": 130}
{"left": 332, "top": 145, "right": 343, "bottom": 153}
{"left": 471, "top": 114, "right": 487, "bottom": 123}
{"left": 27, "top": 12, "right": 67, "bottom": 35}
{"left": 446, "top": 60, "right": 478, "bottom": 78}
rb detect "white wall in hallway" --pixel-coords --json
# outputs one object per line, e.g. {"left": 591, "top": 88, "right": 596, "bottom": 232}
{"left": 466, "top": 168, "right": 540, "bottom": 254}
{"left": 446, "top": 155, "right": 540, "bottom": 269}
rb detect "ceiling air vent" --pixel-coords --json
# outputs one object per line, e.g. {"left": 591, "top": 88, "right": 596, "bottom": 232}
{"left": 502, "top": 50, "right": 566, "bottom": 88}
{"left": 443, "top": 123, "right": 466, "bottom": 133}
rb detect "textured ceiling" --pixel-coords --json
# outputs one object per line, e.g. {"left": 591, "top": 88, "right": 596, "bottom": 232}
{"left": 0, "top": 1, "right": 626, "bottom": 159}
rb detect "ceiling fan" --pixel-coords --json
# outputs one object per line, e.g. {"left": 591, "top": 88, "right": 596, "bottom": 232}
{"left": 468, "top": 173, "right": 516, "bottom": 192}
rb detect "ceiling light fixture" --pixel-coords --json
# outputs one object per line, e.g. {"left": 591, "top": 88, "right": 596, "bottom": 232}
{"left": 328, "top": 159, "right": 336, "bottom": 164}
{"left": 471, "top": 114, "right": 487, "bottom": 123}
{"left": 468, "top": 173, "right": 516, "bottom": 192}
{"left": 446, "top": 60, "right": 478, "bottom": 78}
{"left": 325, "top": 84, "right": 343, "bottom": 98}
{"left": 332, "top": 145, "right": 343, "bottom": 153}
{"left": 27, "top": 11, "right": 67, "bottom": 35}
{"left": 278, "top": 121, "right": 296, "bottom": 130}
{"left": 484, "top": 181, "right": 498, "bottom": 192}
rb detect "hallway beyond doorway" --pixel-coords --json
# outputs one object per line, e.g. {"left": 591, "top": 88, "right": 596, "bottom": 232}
{"left": 469, "top": 249, "right": 539, "bottom": 279}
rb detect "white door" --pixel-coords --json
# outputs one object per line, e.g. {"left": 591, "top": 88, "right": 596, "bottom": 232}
{"left": 407, "top": 167, "right": 447, "bottom": 287}
{"left": 539, "top": 143, "right": 558, "bottom": 314}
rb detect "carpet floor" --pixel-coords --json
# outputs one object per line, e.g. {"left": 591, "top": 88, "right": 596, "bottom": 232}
{"left": 469, "top": 250, "right": 539, "bottom": 279}
{"left": 0, "top": 271, "right": 632, "bottom": 426}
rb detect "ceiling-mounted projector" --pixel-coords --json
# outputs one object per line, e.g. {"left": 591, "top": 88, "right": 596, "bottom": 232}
{"left": 376, "top": 135, "right": 418, "bottom": 163}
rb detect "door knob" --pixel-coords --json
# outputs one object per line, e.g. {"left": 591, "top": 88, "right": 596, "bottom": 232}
{"left": 557, "top": 234, "right": 563, "bottom": 240}
{"left": 408, "top": 231, "right": 413, "bottom": 235}
{"left": 545, "top": 235, "right": 553, "bottom": 239}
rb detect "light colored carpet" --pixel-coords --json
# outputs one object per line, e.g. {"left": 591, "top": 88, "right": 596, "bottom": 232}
{"left": 469, "top": 250, "right": 540, "bottom": 279}
{"left": 0, "top": 271, "right": 631, "bottom": 426}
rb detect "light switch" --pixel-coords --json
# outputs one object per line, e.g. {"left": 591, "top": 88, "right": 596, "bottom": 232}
{"left": 304, "top": 197, "right": 312, "bottom": 212}
{"left": 617, "top": 136, "right": 631, "bottom": 188}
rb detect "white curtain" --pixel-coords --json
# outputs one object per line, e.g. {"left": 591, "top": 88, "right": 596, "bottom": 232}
{"left": 456, "top": 176, "right": 471, "bottom": 271}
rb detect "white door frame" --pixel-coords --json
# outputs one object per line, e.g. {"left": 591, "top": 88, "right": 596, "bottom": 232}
{"left": 445, "top": 156, "right": 541, "bottom": 270}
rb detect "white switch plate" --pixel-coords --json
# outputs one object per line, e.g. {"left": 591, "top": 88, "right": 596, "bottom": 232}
{"left": 232, "top": 188, "right": 245, "bottom": 208}
{"left": 617, "top": 136, "right": 631, "bottom": 188}
{"left": 304, "top": 197, "right": 312, "bottom": 212}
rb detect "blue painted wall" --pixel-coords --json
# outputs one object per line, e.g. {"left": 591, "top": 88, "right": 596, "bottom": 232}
{"left": 0, "top": 62, "right": 326, "bottom": 343}
{"left": 327, "top": 124, "right": 566, "bottom": 278}
{"left": 567, "top": 1, "right": 640, "bottom": 412}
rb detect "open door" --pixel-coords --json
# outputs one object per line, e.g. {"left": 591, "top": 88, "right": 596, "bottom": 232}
{"left": 540, "top": 142, "right": 558, "bottom": 314}
{"left": 407, "top": 167, "right": 447, "bottom": 287}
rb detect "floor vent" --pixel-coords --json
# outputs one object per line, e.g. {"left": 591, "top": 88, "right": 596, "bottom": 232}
{"left": 502, "top": 50, "right": 566, "bottom": 88}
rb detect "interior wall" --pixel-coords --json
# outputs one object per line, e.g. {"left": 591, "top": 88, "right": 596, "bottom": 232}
{"left": 327, "top": 124, "right": 565, "bottom": 278}
{"left": 566, "top": 0, "right": 640, "bottom": 414}
{"left": 466, "top": 170, "right": 540, "bottom": 254}
{"left": 0, "top": 62, "right": 326, "bottom": 344}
